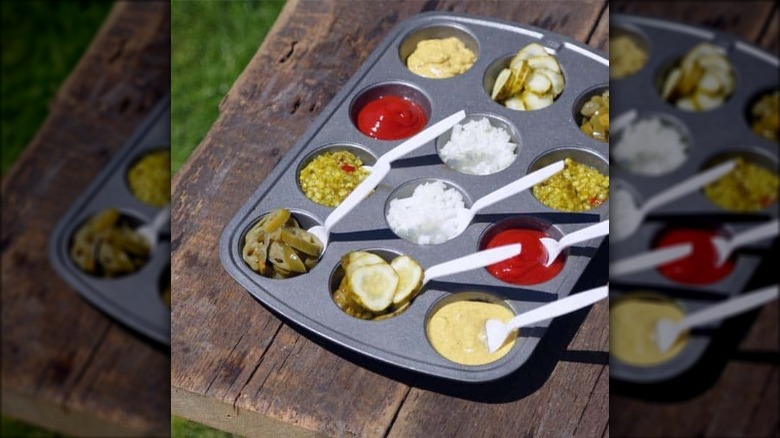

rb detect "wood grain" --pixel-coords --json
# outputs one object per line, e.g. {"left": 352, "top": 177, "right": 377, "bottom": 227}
{"left": 1, "top": 2, "right": 170, "bottom": 436}
{"left": 170, "top": 0, "right": 609, "bottom": 436}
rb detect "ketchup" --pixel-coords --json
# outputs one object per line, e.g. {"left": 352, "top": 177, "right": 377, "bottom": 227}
{"left": 484, "top": 228, "right": 564, "bottom": 285}
{"left": 356, "top": 95, "right": 427, "bottom": 140}
{"left": 655, "top": 227, "right": 734, "bottom": 285}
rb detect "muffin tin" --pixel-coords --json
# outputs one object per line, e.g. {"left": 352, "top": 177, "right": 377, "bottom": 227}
{"left": 220, "top": 12, "right": 608, "bottom": 382}
{"left": 610, "top": 14, "right": 779, "bottom": 383}
{"left": 49, "top": 96, "right": 171, "bottom": 345}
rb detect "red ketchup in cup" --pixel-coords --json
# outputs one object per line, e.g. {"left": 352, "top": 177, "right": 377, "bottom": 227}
{"left": 655, "top": 227, "right": 735, "bottom": 285}
{"left": 484, "top": 228, "right": 564, "bottom": 285}
{"left": 356, "top": 95, "right": 427, "bottom": 140}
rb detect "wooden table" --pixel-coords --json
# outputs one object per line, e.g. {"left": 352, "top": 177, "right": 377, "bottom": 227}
{"left": 610, "top": 2, "right": 779, "bottom": 437}
{"left": 1, "top": 3, "right": 170, "bottom": 436}
{"left": 171, "top": 1, "right": 610, "bottom": 436}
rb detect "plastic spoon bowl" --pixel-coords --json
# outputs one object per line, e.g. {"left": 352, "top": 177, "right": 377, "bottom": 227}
{"left": 612, "top": 159, "right": 736, "bottom": 242}
{"left": 452, "top": 160, "right": 565, "bottom": 236}
{"left": 485, "top": 284, "right": 609, "bottom": 353}
{"left": 540, "top": 220, "right": 609, "bottom": 267}
{"left": 421, "top": 243, "right": 521, "bottom": 286}
{"left": 656, "top": 285, "right": 779, "bottom": 352}
{"left": 307, "top": 110, "right": 466, "bottom": 247}
{"left": 136, "top": 205, "right": 170, "bottom": 251}
{"left": 712, "top": 219, "right": 779, "bottom": 266}
{"left": 610, "top": 243, "right": 693, "bottom": 277}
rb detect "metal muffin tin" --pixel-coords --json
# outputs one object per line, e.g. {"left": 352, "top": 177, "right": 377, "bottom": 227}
{"left": 220, "top": 12, "right": 608, "bottom": 382}
{"left": 610, "top": 14, "right": 779, "bottom": 383}
{"left": 49, "top": 96, "right": 171, "bottom": 346}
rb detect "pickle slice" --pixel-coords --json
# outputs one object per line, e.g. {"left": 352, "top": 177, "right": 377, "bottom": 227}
{"left": 280, "top": 227, "right": 323, "bottom": 257}
{"left": 521, "top": 89, "right": 554, "bottom": 110}
{"left": 504, "top": 96, "right": 526, "bottom": 110}
{"left": 512, "top": 43, "right": 547, "bottom": 65}
{"left": 342, "top": 251, "right": 385, "bottom": 276}
{"left": 90, "top": 208, "right": 120, "bottom": 232}
{"left": 390, "top": 255, "right": 423, "bottom": 305}
{"left": 268, "top": 241, "right": 306, "bottom": 273}
{"left": 536, "top": 68, "right": 564, "bottom": 96}
{"left": 527, "top": 55, "right": 560, "bottom": 73}
{"left": 525, "top": 71, "right": 551, "bottom": 94}
{"left": 373, "top": 302, "right": 411, "bottom": 321}
{"left": 661, "top": 68, "right": 681, "bottom": 100}
{"left": 243, "top": 230, "right": 271, "bottom": 274}
{"left": 347, "top": 264, "right": 398, "bottom": 312}
{"left": 491, "top": 68, "right": 512, "bottom": 101}
{"left": 256, "top": 208, "right": 291, "bottom": 234}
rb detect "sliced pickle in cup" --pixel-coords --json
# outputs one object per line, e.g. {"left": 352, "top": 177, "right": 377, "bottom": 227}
{"left": 333, "top": 251, "right": 424, "bottom": 320}
{"left": 242, "top": 208, "right": 323, "bottom": 279}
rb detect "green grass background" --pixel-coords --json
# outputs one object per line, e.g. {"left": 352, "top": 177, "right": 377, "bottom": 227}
{"left": 1, "top": 0, "right": 285, "bottom": 436}
{"left": 171, "top": 0, "right": 286, "bottom": 172}
{"left": 0, "top": 0, "right": 114, "bottom": 175}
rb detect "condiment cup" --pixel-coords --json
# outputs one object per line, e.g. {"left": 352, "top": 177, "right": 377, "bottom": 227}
{"left": 453, "top": 160, "right": 565, "bottom": 236}
{"left": 712, "top": 219, "right": 779, "bottom": 266}
{"left": 485, "top": 284, "right": 609, "bottom": 353}
{"left": 655, "top": 285, "right": 779, "bottom": 353}
{"left": 609, "top": 243, "right": 693, "bottom": 277}
{"left": 422, "top": 243, "right": 521, "bottom": 285}
{"left": 612, "top": 159, "right": 737, "bottom": 242}
{"left": 307, "top": 110, "right": 467, "bottom": 247}
{"left": 136, "top": 205, "right": 170, "bottom": 251}
{"left": 540, "top": 219, "right": 609, "bottom": 267}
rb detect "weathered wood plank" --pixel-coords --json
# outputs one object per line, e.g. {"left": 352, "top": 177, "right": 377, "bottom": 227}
{"left": 171, "top": 0, "right": 609, "bottom": 436}
{"left": 613, "top": 1, "right": 776, "bottom": 44}
{"left": 1, "top": 2, "right": 170, "bottom": 436}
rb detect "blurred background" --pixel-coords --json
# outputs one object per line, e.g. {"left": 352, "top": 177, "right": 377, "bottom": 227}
{"left": 2, "top": 0, "right": 283, "bottom": 436}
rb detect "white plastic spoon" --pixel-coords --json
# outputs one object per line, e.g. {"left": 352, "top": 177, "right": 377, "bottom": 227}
{"left": 485, "top": 284, "right": 609, "bottom": 353}
{"left": 422, "top": 243, "right": 521, "bottom": 285}
{"left": 453, "top": 160, "right": 565, "bottom": 235}
{"left": 656, "top": 285, "right": 779, "bottom": 352}
{"left": 610, "top": 243, "right": 693, "bottom": 277}
{"left": 612, "top": 159, "right": 736, "bottom": 242}
{"left": 712, "top": 219, "right": 779, "bottom": 266}
{"left": 307, "top": 110, "right": 466, "bottom": 247}
{"left": 136, "top": 205, "right": 170, "bottom": 251}
{"left": 540, "top": 220, "right": 610, "bottom": 267}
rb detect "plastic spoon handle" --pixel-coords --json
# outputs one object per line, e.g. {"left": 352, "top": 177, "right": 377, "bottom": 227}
{"left": 323, "top": 162, "right": 390, "bottom": 231}
{"left": 505, "top": 285, "right": 609, "bottom": 332}
{"left": 379, "top": 110, "right": 466, "bottom": 165}
{"left": 677, "top": 285, "right": 778, "bottom": 331}
{"left": 323, "top": 110, "right": 466, "bottom": 232}
{"left": 643, "top": 160, "right": 736, "bottom": 212}
{"left": 610, "top": 243, "right": 693, "bottom": 277}
{"left": 422, "top": 244, "right": 521, "bottom": 284}
{"left": 151, "top": 205, "right": 171, "bottom": 233}
{"left": 138, "top": 204, "right": 171, "bottom": 248}
{"left": 470, "top": 160, "right": 565, "bottom": 213}
{"left": 729, "top": 219, "right": 779, "bottom": 249}
{"left": 556, "top": 220, "right": 610, "bottom": 250}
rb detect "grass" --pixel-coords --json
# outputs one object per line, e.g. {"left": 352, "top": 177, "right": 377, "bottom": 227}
{"left": 171, "top": 0, "right": 286, "bottom": 173}
{"left": 1, "top": 416, "right": 64, "bottom": 438}
{"left": 0, "top": 0, "right": 114, "bottom": 175}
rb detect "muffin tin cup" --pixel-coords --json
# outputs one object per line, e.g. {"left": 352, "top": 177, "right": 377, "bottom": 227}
{"left": 49, "top": 96, "right": 171, "bottom": 345}
{"left": 610, "top": 14, "right": 779, "bottom": 383}
{"left": 220, "top": 12, "right": 608, "bottom": 382}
